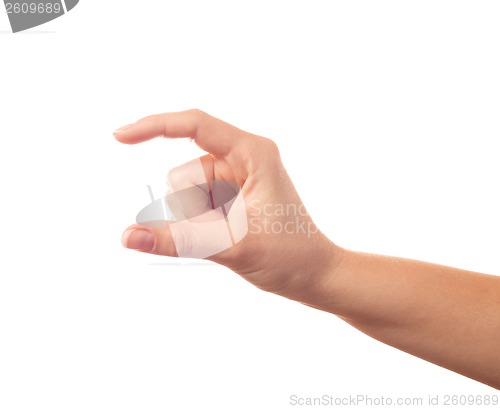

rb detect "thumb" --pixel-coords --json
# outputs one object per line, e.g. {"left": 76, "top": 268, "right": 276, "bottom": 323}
{"left": 121, "top": 223, "right": 177, "bottom": 256}
{"left": 122, "top": 181, "right": 249, "bottom": 259}
{"left": 121, "top": 213, "right": 235, "bottom": 259}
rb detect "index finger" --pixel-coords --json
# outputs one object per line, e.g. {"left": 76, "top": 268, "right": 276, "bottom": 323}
{"left": 113, "top": 109, "right": 241, "bottom": 157}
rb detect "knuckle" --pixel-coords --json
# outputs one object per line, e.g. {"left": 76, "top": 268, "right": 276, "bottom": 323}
{"left": 188, "top": 108, "right": 207, "bottom": 119}
{"left": 157, "top": 227, "right": 178, "bottom": 257}
{"left": 166, "top": 166, "right": 185, "bottom": 187}
{"left": 171, "top": 226, "right": 196, "bottom": 258}
{"left": 257, "top": 136, "right": 281, "bottom": 159}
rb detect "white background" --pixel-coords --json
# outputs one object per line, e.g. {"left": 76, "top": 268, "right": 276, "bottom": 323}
{"left": 1, "top": 1, "right": 499, "bottom": 408}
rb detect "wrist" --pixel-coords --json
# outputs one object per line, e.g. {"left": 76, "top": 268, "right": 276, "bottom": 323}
{"left": 288, "top": 234, "right": 348, "bottom": 310}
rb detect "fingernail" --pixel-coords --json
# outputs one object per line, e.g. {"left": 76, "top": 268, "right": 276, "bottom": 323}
{"left": 122, "top": 229, "right": 155, "bottom": 252}
{"left": 113, "top": 123, "right": 135, "bottom": 134}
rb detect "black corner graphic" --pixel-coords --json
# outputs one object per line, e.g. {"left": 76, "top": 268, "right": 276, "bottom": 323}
{"left": 4, "top": 0, "right": 79, "bottom": 33}
{"left": 64, "top": 0, "right": 78, "bottom": 12}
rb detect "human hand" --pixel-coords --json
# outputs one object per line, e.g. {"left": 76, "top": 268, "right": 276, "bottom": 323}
{"left": 114, "top": 110, "right": 339, "bottom": 302}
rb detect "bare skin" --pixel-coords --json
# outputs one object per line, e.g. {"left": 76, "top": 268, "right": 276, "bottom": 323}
{"left": 114, "top": 109, "right": 500, "bottom": 390}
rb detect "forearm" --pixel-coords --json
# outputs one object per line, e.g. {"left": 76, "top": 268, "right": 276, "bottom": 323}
{"left": 116, "top": 110, "right": 500, "bottom": 389}
{"left": 304, "top": 244, "right": 500, "bottom": 389}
